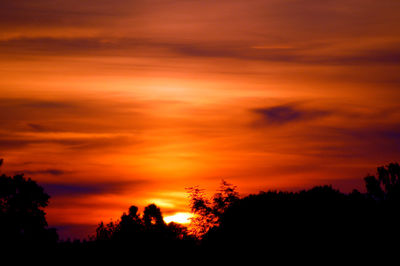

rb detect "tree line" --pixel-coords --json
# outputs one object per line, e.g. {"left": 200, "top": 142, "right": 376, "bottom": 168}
{"left": 1, "top": 159, "right": 400, "bottom": 257}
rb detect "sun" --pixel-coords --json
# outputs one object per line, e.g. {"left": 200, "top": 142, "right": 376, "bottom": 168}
{"left": 164, "top": 212, "right": 193, "bottom": 224}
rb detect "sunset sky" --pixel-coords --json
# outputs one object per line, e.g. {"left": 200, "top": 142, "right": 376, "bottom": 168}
{"left": 1, "top": 0, "right": 400, "bottom": 239}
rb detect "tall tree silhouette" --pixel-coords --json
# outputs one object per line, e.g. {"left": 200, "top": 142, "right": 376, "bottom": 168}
{"left": 0, "top": 173, "right": 58, "bottom": 246}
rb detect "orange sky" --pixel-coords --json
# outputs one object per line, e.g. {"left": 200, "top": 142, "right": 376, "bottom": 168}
{"left": 1, "top": 0, "right": 400, "bottom": 239}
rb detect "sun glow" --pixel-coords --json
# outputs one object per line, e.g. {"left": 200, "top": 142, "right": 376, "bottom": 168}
{"left": 164, "top": 212, "right": 193, "bottom": 224}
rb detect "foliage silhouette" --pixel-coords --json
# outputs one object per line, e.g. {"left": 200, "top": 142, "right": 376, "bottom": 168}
{"left": 0, "top": 173, "right": 58, "bottom": 248}
{"left": 196, "top": 167, "right": 400, "bottom": 256}
{"left": 182, "top": 163, "right": 400, "bottom": 258}
{"left": 186, "top": 180, "right": 239, "bottom": 237}
{"left": 90, "top": 203, "right": 196, "bottom": 254}
{"left": 143, "top": 203, "right": 165, "bottom": 227}
{"left": 2, "top": 158, "right": 400, "bottom": 259}
{"left": 364, "top": 162, "right": 400, "bottom": 201}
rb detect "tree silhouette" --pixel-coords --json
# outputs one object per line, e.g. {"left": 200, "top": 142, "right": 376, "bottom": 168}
{"left": 92, "top": 203, "right": 195, "bottom": 252}
{"left": 192, "top": 166, "right": 400, "bottom": 256}
{"left": 95, "top": 220, "right": 118, "bottom": 242}
{"left": 2, "top": 156, "right": 400, "bottom": 258}
{"left": 186, "top": 180, "right": 239, "bottom": 237}
{"left": 166, "top": 222, "right": 191, "bottom": 241}
{"left": 364, "top": 162, "right": 400, "bottom": 201}
{"left": 143, "top": 203, "right": 165, "bottom": 228}
{"left": 0, "top": 173, "right": 58, "bottom": 246}
{"left": 95, "top": 205, "right": 144, "bottom": 245}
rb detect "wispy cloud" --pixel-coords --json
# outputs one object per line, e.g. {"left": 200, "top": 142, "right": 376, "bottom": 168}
{"left": 16, "top": 168, "right": 68, "bottom": 176}
{"left": 1, "top": 37, "right": 399, "bottom": 66}
{"left": 251, "top": 104, "right": 330, "bottom": 126}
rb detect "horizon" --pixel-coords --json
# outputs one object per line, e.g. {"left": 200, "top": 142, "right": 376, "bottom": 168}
{"left": 1, "top": 0, "right": 399, "bottom": 239}
{"left": 0, "top": 158, "right": 389, "bottom": 240}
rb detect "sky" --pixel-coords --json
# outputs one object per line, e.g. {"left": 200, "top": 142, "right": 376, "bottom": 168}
{"left": 1, "top": 0, "right": 400, "bottom": 239}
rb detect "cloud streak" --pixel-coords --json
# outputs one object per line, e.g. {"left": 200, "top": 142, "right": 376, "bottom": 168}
{"left": 17, "top": 169, "right": 67, "bottom": 176}
{"left": 42, "top": 179, "right": 149, "bottom": 197}
{"left": 1, "top": 37, "right": 399, "bottom": 66}
{"left": 251, "top": 104, "right": 330, "bottom": 126}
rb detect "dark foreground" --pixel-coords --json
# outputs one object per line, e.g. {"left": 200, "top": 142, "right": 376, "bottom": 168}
{"left": 1, "top": 162, "right": 400, "bottom": 260}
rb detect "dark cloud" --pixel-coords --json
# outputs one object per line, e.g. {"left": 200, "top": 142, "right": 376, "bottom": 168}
{"left": 16, "top": 169, "right": 67, "bottom": 176}
{"left": 0, "top": 98, "right": 82, "bottom": 125}
{"left": 0, "top": 97, "right": 147, "bottom": 135}
{"left": 42, "top": 184, "right": 104, "bottom": 196}
{"left": 0, "top": 97, "right": 142, "bottom": 118}
{"left": 252, "top": 104, "right": 329, "bottom": 126}
{"left": 0, "top": 37, "right": 134, "bottom": 57}
{"left": 27, "top": 123, "right": 48, "bottom": 132}
{"left": 51, "top": 136, "right": 139, "bottom": 151}
{"left": 172, "top": 42, "right": 400, "bottom": 65}
{"left": 21, "top": 100, "right": 77, "bottom": 109}
{"left": 0, "top": 134, "right": 136, "bottom": 151}
{"left": 0, "top": 98, "right": 71, "bottom": 109}
{"left": 0, "top": 0, "right": 141, "bottom": 28}
{"left": 270, "top": 123, "right": 400, "bottom": 160}
{"left": 1, "top": 36, "right": 399, "bottom": 66}
{"left": 42, "top": 180, "right": 149, "bottom": 197}
{"left": 309, "top": 47, "right": 400, "bottom": 65}
{"left": 0, "top": 138, "right": 33, "bottom": 150}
